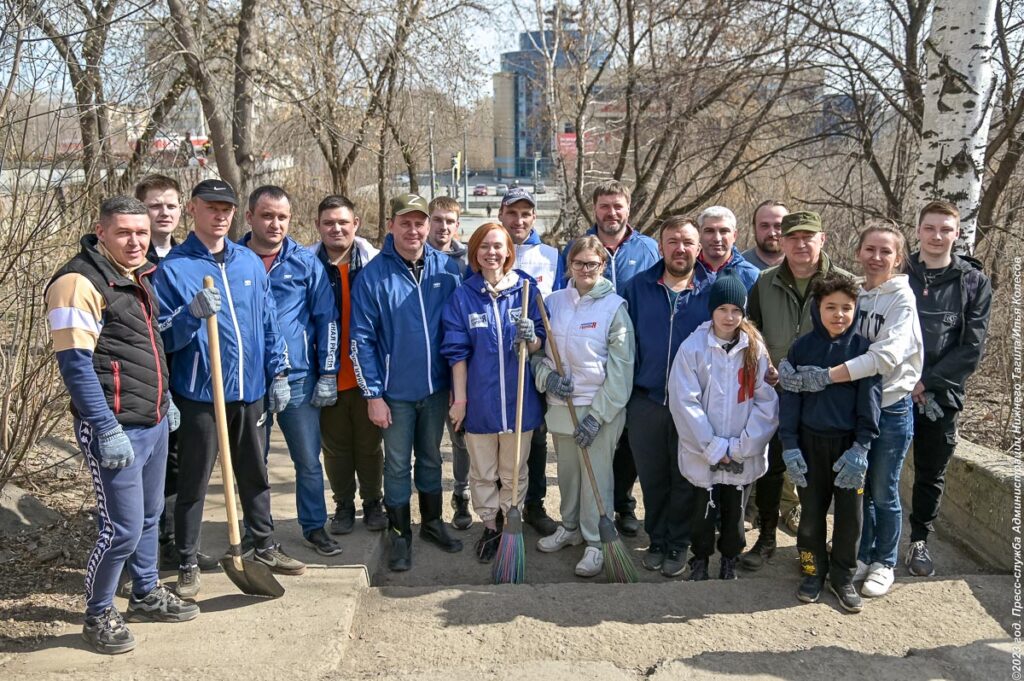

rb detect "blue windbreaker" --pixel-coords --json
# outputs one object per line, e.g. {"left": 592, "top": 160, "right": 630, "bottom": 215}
{"left": 152, "top": 232, "right": 289, "bottom": 404}
{"left": 349, "top": 235, "right": 462, "bottom": 402}
{"left": 622, "top": 260, "right": 713, "bottom": 405}
{"left": 554, "top": 225, "right": 660, "bottom": 294}
{"left": 695, "top": 246, "right": 761, "bottom": 291}
{"left": 440, "top": 270, "right": 546, "bottom": 434}
{"left": 239, "top": 234, "right": 339, "bottom": 382}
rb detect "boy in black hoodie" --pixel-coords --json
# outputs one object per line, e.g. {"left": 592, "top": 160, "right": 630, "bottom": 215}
{"left": 778, "top": 273, "right": 882, "bottom": 613}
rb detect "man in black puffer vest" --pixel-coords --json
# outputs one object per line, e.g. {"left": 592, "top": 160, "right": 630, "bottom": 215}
{"left": 46, "top": 196, "right": 199, "bottom": 655}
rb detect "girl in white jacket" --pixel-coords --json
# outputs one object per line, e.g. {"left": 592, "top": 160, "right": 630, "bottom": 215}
{"left": 669, "top": 274, "right": 779, "bottom": 581}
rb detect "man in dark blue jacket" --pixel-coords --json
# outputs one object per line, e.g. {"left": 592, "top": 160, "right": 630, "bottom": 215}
{"left": 694, "top": 206, "right": 761, "bottom": 290}
{"left": 152, "top": 179, "right": 303, "bottom": 598}
{"left": 241, "top": 185, "right": 341, "bottom": 557}
{"left": 350, "top": 194, "right": 465, "bottom": 571}
{"left": 622, "top": 215, "right": 711, "bottom": 578}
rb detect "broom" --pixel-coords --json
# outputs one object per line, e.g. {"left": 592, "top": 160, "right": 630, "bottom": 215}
{"left": 535, "top": 294, "right": 638, "bottom": 584}
{"left": 492, "top": 278, "right": 531, "bottom": 584}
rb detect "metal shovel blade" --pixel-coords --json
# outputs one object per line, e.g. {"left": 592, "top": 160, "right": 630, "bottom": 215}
{"left": 219, "top": 546, "right": 285, "bottom": 599}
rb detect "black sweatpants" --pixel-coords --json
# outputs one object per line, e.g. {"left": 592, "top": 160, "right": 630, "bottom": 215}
{"left": 691, "top": 485, "right": 746, "bottom": 559}
{"left": 159, "top": 431, "right": 178, "bottom": 543}
{"left": 173, "top": 394, "right": 274, "bottom": 563}
{"left": 753, "top": 433, "right": 784, "bottom": 527}
{"left": 613, "top": 428, "right": 637, "bottom": 515}
{"left": 525, "top": 419, "right": 548, "bottom": 505}
{"left": 796, "top": 427, "right": 862, "bottom": 585}
{"left": 909, "top": 405, "right": 959, "bottom": 543}
{"left": 627, "top": 393, "right": 692, "bottom": 551}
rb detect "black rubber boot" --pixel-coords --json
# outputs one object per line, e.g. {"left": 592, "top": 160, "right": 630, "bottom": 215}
{"left": 418, "top": 493, "right": 463, "bottom": 553}
{"left": 386, "top": 504, "right": 412, "bottom": 572}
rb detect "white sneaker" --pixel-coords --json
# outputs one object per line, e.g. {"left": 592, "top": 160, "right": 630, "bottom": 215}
{"left": 861, "top": 563, "right": 894, "bottom": 598}
{"left": 853, "top": 559, "right": 871, "bottom": 583}
{"left": 575, "top": 546, "right": 603, "bottom": 577}
{"left": 537, "top": 525, "right": 583, "bottom": 553}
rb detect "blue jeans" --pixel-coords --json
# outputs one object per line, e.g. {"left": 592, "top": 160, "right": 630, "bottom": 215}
{"left": 858, "top": 394, "right": 913, "bottom": 567}
{"left": 382, "top": 391, "right": 447, "bottom": 507}
{"left": 265, "top": 376, "right": 328, "bottom": 535}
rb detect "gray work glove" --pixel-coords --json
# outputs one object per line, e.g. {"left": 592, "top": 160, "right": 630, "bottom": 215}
{"left": 311, "top": 374, "right": 338, "bottom": 408}
{"left": 268, "top": 375, "right": 291, "bottom": 414}
{"left": 782, "top": 448, "right": 808, "bottom": 488}
{"left": 97, "top": 425, "right": 135, "bottom": 469}
{"left": 795, "top": 365, "right": 834, "bottom": 393}
{"left": 573, "top": 414, "right": 601, "bottom": 449}
{"left": 777, "top": 359, "right": 802, "bottom": 392}
{"left": 918, "top": 392, "right": 944, "bottom": 422}
{"left": 166, "top": 396, "right": 180, "bottom": 432}
{"left": 514, "top": 316, "right": 536, "bottom": 344}
{"left": 710, "top": 459, "right": 744, "bottom": 474}
{"left": 544, "top": 371, "right": 574, "bottom": 399}
{"left": 833, "top": 441, "right": 869, "bottom": 489}
{"left": 188, "top": 287, "right": 221, "bottom": 319}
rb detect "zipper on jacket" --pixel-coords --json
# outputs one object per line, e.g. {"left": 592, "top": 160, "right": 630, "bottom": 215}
{"left": 112, "top": 361, "right": 122, "bottom": 414}
{"left": 662, "top": 285, "right": 678, "bottom": 406}
{"left": 136, "top": 287, "right": 164, "bottom": 421}
{"left": 189, "top": 351, "right": 200, "bottom": 393}
{"left": 490, "top": 296, "right": 509, "bottom": 432}
{"left": 219, "top": 263, "right": 246, "bottom": 398}
{"left": 402, "top": 266, "right": 434, "bottom": 395}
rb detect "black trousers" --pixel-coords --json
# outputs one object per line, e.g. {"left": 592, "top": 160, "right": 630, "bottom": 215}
{"left": 525, "top": 419, "right": 548, "bottom": 505}
{"left": 691, "top": 484, "right": 746, "bottom": 559}
{"left": 613, "top": 428, "right": 637, "bottom": 514}
{"left": 158, "top": 431, "right": 178, "bottom": 542}
{"left": 795, "top": 427, "right": 862, "bottom": 585}
{"left": 627, "top": 394, "right": 693, "bottom": 551}
{"left": 753, "top": 433, "right": 784, "bottom": 526}
{"left": 173, "top": 395, "right": 274, "bottom": 563}
{"left": 909, "top": 405, "right": 959, "bottom": 543}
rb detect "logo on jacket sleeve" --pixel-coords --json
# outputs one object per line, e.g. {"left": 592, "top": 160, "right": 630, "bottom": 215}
{"left": 468, "top": 313, "right": 488, "bottom": 329}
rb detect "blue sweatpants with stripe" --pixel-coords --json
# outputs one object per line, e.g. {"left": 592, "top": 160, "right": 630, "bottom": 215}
{"left": 75, "top": 418, "right": 168, "bottom": 616}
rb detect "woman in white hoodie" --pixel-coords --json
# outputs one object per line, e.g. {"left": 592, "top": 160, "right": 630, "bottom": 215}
{"left": 780, "top": 222, "right": 923, "bottom": 598}
{"left": 669, "top": 274, "right": 778, "bottom": 581}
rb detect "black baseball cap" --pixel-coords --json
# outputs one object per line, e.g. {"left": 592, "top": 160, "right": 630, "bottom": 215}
{"left": 501, "top": 187, "right": 536, "bottom": 208}
{"left": 191, "top": 179, "right": 239, "bottom": 206}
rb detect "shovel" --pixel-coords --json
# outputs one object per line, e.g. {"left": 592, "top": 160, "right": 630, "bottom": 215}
{"left": 203, "top": 276, "right": 285, "bottom": 598}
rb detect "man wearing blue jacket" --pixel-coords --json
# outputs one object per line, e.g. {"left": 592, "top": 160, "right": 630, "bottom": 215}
{"left": 350, "top": 193, "right": 465, "bottom": 571}
{"left": 694, "top": 206, "right": 761, "bottom": 290}
{"left": 241, "top": 185, "right": 342, "bottom": 557}
{"left": 555, "top": 180, "right": 659, "bottom": 536}
{"left": 152, "top": 179, "right": 303, "bottom": 598}
{"left": 623, "top": 216, "right": 711, "bottom": 577}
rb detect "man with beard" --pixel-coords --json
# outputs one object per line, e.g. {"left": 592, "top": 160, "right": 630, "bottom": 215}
{"left": 742, "top": 200, "right": 787, "bottom": 271}
{"left": 622, "top": 216, "right": 710, "bottom": 578}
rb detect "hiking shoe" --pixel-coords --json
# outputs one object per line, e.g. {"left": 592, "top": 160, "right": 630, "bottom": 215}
{"left": 575, "top": 546, "right": 604, "bottom": 577}
{"left": 451, "top": 493, "right": 473, "bottom": 531}
{"left": 688, "top": 556, "right": 709, "bottom": 581}
{"left": 330, "top": 501, "right": 355, "bottom": 535}
{"left": 719, "top": 556, "right": 738, "bottom": 580}
{"left": 475, "top": 527, "right": 501, "bottom": 563}
{"left": 363, "top": 499, "right": 387, "bottom": 532}
{"left": 420, "top": 519, "right": 464, "bottom": 553}
{"left": 861, "top": 563, "right": 894, "bottom": 597}
{"left": 783, "top": 506, "right": 801, "bottom": 535}
{"left": 905, "top": 540, "right": 935, "bottom": 576}
{"left": 537, "top": 525, "right": 583, "bottom": 553}
{"left": 853, "top": 559, "right": 871, "bottom": 583}
{"left": 615, "top": 511, "right": 640, "bottom": 537}
{"left": 524, "top": 502, "right": 558, "bottom": 537}
{"left": 197, "top": 552, "right": 221, "bottom": 572}
{"left": 641, "top": 545, "right": 665, "bottom": 571}
{"left": 303, "top": 528, "right": 343, "bottom": 557}
{"left": 254, "top": 543, "right": 307, "bottom": 575}
{"left": 176, "top": 564, "right": 200, "bottom": 599}
{"left": 82, "top": 607, "right": 135, "bottom": 655}
{"left": 127, "top": 584, "right": 200, "bottom": 623}
{"left": 661, "top": 548, "right": 687, "bottom": 578}
{"left": 829, "top": 580, "right": 864, "bottom": 613}
{"left": 797, "top": 575, "right": 823, "bottom": 603}
{"left": 740, "top": 536, "right": 776, "bottom": 571}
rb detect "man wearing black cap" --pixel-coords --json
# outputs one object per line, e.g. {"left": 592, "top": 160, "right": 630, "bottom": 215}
{"left": 152, "top": 179, "right": 303, "bottom": 598}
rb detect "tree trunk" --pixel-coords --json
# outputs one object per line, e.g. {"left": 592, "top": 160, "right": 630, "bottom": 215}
{"left": 912, "top": 0, "right": 998, "bottom": 254}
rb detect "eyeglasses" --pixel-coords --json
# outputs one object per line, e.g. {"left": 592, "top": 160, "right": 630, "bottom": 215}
{"left": 570, "top": 260, "right": 602, "bottom": 273}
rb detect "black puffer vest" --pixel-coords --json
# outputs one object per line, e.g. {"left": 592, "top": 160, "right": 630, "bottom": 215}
{"left": 48, "top": 235, "right": 170, "bottom": 426}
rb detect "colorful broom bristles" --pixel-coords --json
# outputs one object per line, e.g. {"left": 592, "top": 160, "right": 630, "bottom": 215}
{"left": 598, "top": 516, "right": 638, "bottom": 584}
{"left": 492, "top": 508, "right": 526, "bottom": 584}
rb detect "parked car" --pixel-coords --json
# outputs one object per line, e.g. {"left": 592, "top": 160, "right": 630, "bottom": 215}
{"left": 534, "top": 182, "right": 547, "bottom": 194}
{"left": 496, "top": 183, "right": 509, "bottom": 195}
{"left": 473, "top": 184, "right": 489, "bottom": 196}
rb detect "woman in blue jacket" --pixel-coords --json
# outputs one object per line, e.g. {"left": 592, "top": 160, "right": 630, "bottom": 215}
{"left": 441, "top": 222, "right": 546, "bottom": 563}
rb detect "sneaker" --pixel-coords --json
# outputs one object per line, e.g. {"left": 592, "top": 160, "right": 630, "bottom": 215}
{"left": 688, "top": 556, "right": 709, "bottom": 581}
{"left": 661, "top": 548, "right": 687, "bottom": 577}
{"left": 127, "top": 584, "right": 200, "bottom": 622}
{"left": 641, "top": 545, "right": 665, "bottom": 571}
{"left": 829, "top": 580, "right": 864, "bottom": 613}
{"left": 303, "top": 528, "right": 343, "bottom": 557}
{"left": 363, "top": 499, "right": 387, "bottom": 532}
{"left": 615, "top": 511, "right": 640, "bottom": 537}
{"left": 82, "top": 607, "right": 135, "bottom": 655}
{"left": 783, "top": 505, "right": 801, "bottom": 535}
{"left": 254, "top": 543, "right": 307, "bottom": 575}
{"left": 475, "top": 527, "right": 501, "bottom": 563}
{"left": 905, "top": 540, "right": 935, "bottom": 576}
{"left": 575, "top": 546, "right": 603, "bottom": 577}
{"left": 861, "top": 563, "right": 894, "bottom": 597}
{"left": 537, "top": 525, "right": 583, "bottom": 553}
{"left": 739, "top": 536, "right": 776, "bottom": 571}
{"left": 524, "top": 502, "right": 558, "bottom": 537}
{"left": 176, "top": 564, "right": 200, "bottom": 599}
{"left": 797, "top": 575, "right": 823, "bottom": 603}
{"left": 853, "top": 559, "right": 871, "bottom": 583}
{"left": 330, "top": 502, "right": 355, "bottom": 535}
{"left": 451, "top": 493, "right": 473, "bottom": 531}
{"left": 719, "top": 556, "right": 738, "bottom": 580}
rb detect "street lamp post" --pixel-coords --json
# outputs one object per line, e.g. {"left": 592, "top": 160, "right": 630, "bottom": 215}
{"left": 428, "top": 110, "right": 436, "bottom": 201}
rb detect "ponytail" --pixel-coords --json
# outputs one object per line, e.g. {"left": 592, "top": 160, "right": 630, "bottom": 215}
{"left": 739, "top": 318, "right": 766, "bottom": 387}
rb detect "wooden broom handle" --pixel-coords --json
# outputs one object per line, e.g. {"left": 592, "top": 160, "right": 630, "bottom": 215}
{"left": 510, "top": 279, "right": 530, "bottom": 505}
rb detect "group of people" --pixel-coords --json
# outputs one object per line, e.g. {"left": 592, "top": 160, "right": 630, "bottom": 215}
{"left": 46, "top": 175, "right": 992, "bottom": 655}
